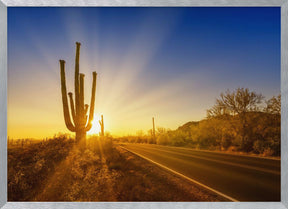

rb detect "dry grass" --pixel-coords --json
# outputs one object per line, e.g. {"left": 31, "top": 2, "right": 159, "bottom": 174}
{"left": 8, "top": 137, "right": 74, "bottom": 201}
{"left": 8, "top": 137, "right": 223, "bottom": 201}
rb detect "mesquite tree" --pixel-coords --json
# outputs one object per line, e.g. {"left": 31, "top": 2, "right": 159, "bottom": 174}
{"left": 207, "top": 88, "right": 264, "bottom": 150}
{"left": 60, "top": 42, "right": 97, "bottom": 148}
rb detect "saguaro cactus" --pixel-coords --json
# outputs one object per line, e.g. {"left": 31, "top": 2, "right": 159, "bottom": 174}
{"left": 60, "top": 42, "right": 97, "bottom": 148}
{"left": 99, "top": 115, "right": 104, "bottom": 137}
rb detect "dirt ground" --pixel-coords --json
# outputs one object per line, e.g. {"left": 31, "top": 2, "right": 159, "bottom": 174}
{"left": 9, "top": 139, "right": 225, "bottom": 201}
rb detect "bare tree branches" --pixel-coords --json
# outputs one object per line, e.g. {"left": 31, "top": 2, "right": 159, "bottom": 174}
{"left": 266, "top": 94, "right": 281, "bottom": 115}
{"left": 207, "top": 88, "right": 264, "bottom": 118}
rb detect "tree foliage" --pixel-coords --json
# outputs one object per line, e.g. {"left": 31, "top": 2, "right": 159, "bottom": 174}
{"left": 266, "top": 94, "right": 281, "bottom": 115}
{"left": 117, "top": 88, "right": 280, "bottom": 156}
{"left": 207, "top": 88, "right": 265, "bottom": 150}
{"left": 161, "top": 89, "right": 279, "bottom": 156}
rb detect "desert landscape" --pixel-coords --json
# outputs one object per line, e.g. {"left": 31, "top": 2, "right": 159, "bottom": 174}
{"left": 8, "top": 7, "right": 280, "bottom": 202}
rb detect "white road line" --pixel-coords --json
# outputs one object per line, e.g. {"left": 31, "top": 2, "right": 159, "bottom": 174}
{"left": 120, "top": 146, "right": 239, "bottom": 202}
{"left": 150, "top": 144, "right": 281, "bottom": 161}
{"left": 136, "top": 145, "right": 280, "bottom": 175}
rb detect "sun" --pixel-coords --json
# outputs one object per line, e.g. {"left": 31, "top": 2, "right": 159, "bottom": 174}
{"left": 87, "top": 114, "right": 101, "bottom": 135}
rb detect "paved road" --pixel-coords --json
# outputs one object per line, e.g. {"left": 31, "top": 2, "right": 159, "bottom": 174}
{"left": 121, "top": 143, "right": 280, "bottom": 201}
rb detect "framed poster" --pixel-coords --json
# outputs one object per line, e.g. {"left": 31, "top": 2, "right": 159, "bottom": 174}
{"left": 0, "top": 0, "right": 287, "bottom": 209}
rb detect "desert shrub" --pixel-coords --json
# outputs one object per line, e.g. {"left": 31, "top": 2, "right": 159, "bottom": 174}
{"left": 221, "top": 137, "right": 232, "bottom": 150}
{"left": 70, "top": 149, "right": 101, "bottom": 180}
{"left": 253, "top": 140, "right": 265, "bottom": 154}
{"left": 156, "top": 134, "right": 170, "bottom": 145}
{"left": 169, "top": 130, "right": 190, "bottom": 147}
{"left": 263, "top": 147, "right": 274, "bottom": 156}
{"left": 8, "top": 136, "right": 74, "bottom": 201}
{"left": 252, "top": 139, "right": 279, "bottom": 156}
{"left": 227, "top": 146, "right": 238, "bottom": 152}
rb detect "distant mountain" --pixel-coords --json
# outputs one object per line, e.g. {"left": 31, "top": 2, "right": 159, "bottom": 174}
{"left": 177, "top": 121, "right": 199, "bottom": 132}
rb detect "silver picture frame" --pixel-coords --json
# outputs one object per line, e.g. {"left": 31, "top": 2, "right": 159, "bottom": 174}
{"left": 0, "top": 0, "right": 287, "bottom": 208}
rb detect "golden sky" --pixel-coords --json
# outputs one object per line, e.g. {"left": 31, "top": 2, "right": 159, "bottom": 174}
{"left": 7, "top": 8, "right": 280, "bottom": 139}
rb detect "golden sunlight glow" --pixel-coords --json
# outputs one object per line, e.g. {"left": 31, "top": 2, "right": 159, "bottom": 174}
{"left": 87, "top": 114, "right": 102, "bottom": 135}
{"left": 7, "top": 14, "right": 205, "bottom": 139}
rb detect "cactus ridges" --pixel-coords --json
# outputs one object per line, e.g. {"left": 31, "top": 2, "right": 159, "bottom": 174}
{"left": 75, "top": 42, "right": 81, "bottom": 127}
{"left": 85, "top": 71, "right": 97, "bottom": 131}
{"left": 60, "top": 42, "right": 97, "bottom": 146}
{"left": 60, "top": 60, "right": 76, "bottom": 132}
{"left": 79, "top": 73, "right": 85, "bottom": 127}
{"left": 68, "top": 92, "right": 76, "bottom": 122}
{"left": 84, "top": 104, "right": 89, "bottom": 115}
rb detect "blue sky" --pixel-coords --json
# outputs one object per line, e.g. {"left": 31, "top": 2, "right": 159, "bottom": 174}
{"left": 7, "top": 7, "right": 280, "bottom": 138}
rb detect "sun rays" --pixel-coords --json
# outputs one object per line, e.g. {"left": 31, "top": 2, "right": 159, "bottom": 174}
{"left": 7, "top": 8, "right": 280, "bottom": 138}
{"left": 8, "top": 10, "right": 183, "bottom": 138}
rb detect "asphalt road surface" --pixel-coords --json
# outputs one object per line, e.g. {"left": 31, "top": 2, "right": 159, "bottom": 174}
{"left": 121, "top": 143, "right": 280, "bottom": 201}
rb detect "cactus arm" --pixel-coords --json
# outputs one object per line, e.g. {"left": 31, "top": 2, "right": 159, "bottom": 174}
{"left": 84, "top": 104, "right": 89, "bottom": 124}
{"left": 84, "top": 104, "right": 89, "bottom": 115}
{"left": 75, "top": 42, "right": 81, "bottom": 126}
{"left": 68, "top": 92, "right": 76, "bottom": 123}
{"left": 85, "top": 71, "right": 97, "bottom": 131}
{"left": 60, "top": 60, "right": 76, "bottom": 132}
{"left": 79, "top": 74, "right": 85, "bottom": 113}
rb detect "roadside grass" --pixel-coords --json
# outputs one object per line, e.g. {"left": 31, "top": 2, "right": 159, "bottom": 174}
{"left": 8, "top": 137, "right": 222, "bottom": 201}
{"left": 8, "top": 137, "right": 74, "bottom": 201}
{"left": 104, "top": 144, "right": 223, "bottom": 201}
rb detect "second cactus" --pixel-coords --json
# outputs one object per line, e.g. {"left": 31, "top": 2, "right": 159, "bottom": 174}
{"left": 99, "top": 115, "right": 104, "bottom": 137}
